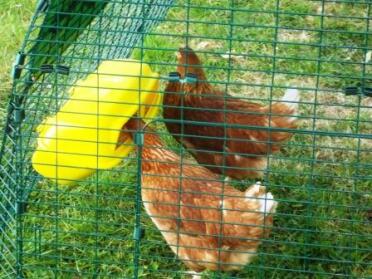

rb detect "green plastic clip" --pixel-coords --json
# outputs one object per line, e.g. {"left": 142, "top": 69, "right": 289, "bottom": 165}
{"left": 134, "top": 131, "right": 144, "bottom": 146}
{"left": 56, "top": 65, "right": 70, "bottom": 75}
{"left": 40, "top": 64, "right": 70, "bottom": 75}
{"left": 168, "top": 72, "right": 181, "bottom": 82}
{"left": 167, "top": 72, "right": 197, "bottom": 84}
{"left": 133, "top": 227, "right": 145, "bottom": 240}
{"left": 11, "top": 52, "right": 25, "bottom": 80}
{"left": 183, "top": 73, "right": 198, "bottom": 84}
{"left": 40, "top": 64, "right": 53, "bottom": 73}
{"left": 16, "top": 201, "right": 27, "bottom": 215}
{"left": 13, "top": 107, "right": 25, "bottom": 124}
{"left": 344, "top": 84, "right": 372, "bottom": 97}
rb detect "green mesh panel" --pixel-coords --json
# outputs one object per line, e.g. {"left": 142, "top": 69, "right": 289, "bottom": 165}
{"left": 0, "top": 0, "right": 173, "bottom": 277}
{"left": 0, "top": 0, "right": 371, "bottom": 278}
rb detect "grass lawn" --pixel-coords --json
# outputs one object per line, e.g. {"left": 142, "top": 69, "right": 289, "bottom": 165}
{"left": 1, "top": 0, "right": 371, "bottom": 278}
{"left": 0, "top": 0, "right": 36, "bottom": 122}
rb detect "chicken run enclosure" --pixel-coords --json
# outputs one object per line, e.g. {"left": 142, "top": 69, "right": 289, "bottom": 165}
{"left": 0, "top": 0, "right": 371, "bottom": 278}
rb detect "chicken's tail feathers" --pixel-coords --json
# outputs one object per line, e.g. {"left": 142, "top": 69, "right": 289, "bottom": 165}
{"left": 245, "top": 182, "right": 278, "bottom": 215}
{"left": 281, "top": 88, "right": 300, "bottom": 112}
{"left": 258, "top": 191, "right": 278, "bottom": 215}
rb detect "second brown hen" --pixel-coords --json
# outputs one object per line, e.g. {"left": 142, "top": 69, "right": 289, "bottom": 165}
{"left": 163, "top": 47, "right": 300, "bottom": 179}
{"left": 122, "top": 118, "right": 277, "bottom": 278}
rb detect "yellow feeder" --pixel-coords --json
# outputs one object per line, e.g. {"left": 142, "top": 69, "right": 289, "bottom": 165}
{"left": 32, "top": 59, "right": 162, "bottom": 185}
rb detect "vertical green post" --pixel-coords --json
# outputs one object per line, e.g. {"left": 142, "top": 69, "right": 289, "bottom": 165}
{"left": 133, "top": 129, "right": 144, "bottom": 279}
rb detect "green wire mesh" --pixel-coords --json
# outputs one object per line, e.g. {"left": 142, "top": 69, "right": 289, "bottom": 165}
{"left": 1, "top": 0, "right": 371, "bottom": 278}
{"left": 0, "top": 0, "right": 173, "bottom": 277}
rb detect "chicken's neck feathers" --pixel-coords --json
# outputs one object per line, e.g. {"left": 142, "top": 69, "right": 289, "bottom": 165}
{"left": 141, "top": 132, "right": 180, "bottom": 166}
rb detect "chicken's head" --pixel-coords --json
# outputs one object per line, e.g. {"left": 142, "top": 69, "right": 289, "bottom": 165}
{"left": 176, "top": 47, "right": 207, "bottom": 81}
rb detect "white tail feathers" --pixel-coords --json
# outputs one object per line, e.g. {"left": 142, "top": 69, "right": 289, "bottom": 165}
{"left": 281, "top": 88, "right": 300, "bottom": 112}
{"left": 245, "top": 182, "right": 278, "bottom": 215}
{"left": 258, "top": 192, "right": 277, "bottom": 215}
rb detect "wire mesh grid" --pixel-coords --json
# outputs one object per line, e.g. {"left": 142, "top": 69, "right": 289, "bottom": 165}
{"left": 0, "top": 0, "right": 371, "bottom": 278}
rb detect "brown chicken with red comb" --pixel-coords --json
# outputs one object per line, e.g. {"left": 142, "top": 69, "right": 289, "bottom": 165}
{"left": 163, "top": 47, "right": 300, "bottom": 179}
{"left": 121, "top": 118, "right": 277, "bottom": 278}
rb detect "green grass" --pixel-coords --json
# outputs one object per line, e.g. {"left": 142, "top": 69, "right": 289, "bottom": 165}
{"left": 0, "top": 0, "right": 36, "bottom": 116}
{"left": 1, "top": 0, "right": 371, "bottom": 278}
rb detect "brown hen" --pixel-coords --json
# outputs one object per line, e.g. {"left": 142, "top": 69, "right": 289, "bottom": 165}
{"left": 122, "top": 118, "right": 277, "bottom": 278}
{"left": 163, "top": 47, "right": 300, "bottom": 179}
